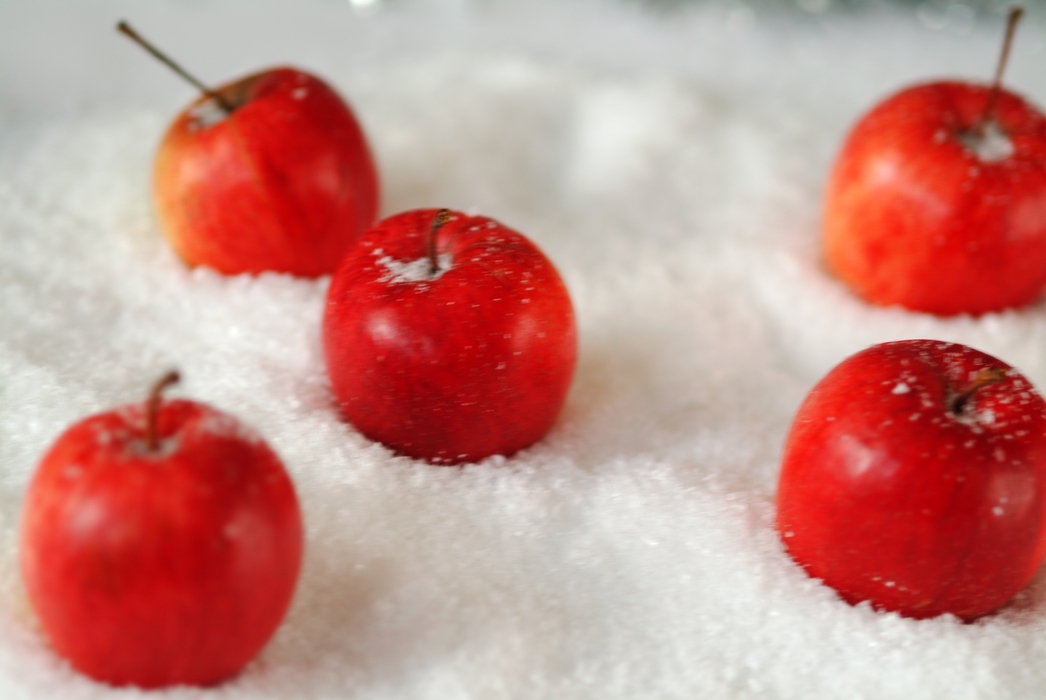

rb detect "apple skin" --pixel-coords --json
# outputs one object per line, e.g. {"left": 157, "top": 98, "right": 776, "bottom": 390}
{"left": 322, "top": 208, "right": 577, "bottom": 464}
{"left": 776, "top": 339, "right": 1046, "bottom": 620}
{"left": 824, "top": 81, "right": 1046, "bottom": 315}
{"left": 20, "top": 396, "right": 303, "bottom": 687}
{"left": 154, "top": 66, "right": 379, "bottom": 277}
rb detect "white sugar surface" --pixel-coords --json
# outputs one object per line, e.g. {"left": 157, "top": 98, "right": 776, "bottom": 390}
{"left": 5, "top": 1, "right": 1046, "bottom": 698}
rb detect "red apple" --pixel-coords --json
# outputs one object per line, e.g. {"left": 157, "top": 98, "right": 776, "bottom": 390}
{"left": 322, "top": 208, "right": 577, "bottom": 464}
{"left": 20, "top": 372, "right": 303, "bottom": 687}
{"left": 776, "top": 340, "right": 1046, "bottom": 620}
{"left": 153, "top": 66, "right": 379, "bottom": 276}
{"left": 119, "top": 22, "right": 378, "bottom": 277}
{"left": 823, "top": 10, "right": 1046, "bottom": 315}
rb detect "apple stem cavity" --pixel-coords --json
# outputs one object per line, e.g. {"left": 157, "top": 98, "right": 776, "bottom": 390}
{"left": 145, "top": 370, "right": 181, "bottom": 452}
{"left": 949, "top": 366, "right": 1007, "bottom": 416}
{"left": 427, "top": 209, "right": 453, "bottom": 277}
{"left": 973, "top": 5, "right": 1024, "bottom": 138}
{"left": 117, "top": 21, "right": 236, "bottom": 115}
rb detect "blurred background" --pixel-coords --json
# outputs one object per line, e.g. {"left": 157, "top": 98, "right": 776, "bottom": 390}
{"left": 1, "top": 0, "right": 1042, "bottom": 126}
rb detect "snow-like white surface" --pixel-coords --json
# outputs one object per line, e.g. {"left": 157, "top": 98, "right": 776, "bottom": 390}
{"left": 5, "top": 0, "right": 1046, "bottom": 697}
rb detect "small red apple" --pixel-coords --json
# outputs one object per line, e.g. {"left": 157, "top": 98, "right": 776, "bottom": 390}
{"left": 322, "top": 208, "right": 577, "bottom": 464}
{"left": 823, "top": 9, "right": 1046, "bottom": 315}
{"left": 120, "top": 22, "right": 379, "bottom": 277}
{"left": 776, "top": 340, "right": 1046, "bottom": 620}
{"left": 20, "top": 372, "right": 303, "bottom": 687}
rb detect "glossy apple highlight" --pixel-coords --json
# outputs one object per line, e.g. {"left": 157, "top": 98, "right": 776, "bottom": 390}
{"left": 20, "top": 372, "right": 303, "bottom": 687}
{"left": 777, "top": 340, "right": 1046, "bottom": 620}
{"left": 323, "top": 209, "right": 577, "bottom": 464}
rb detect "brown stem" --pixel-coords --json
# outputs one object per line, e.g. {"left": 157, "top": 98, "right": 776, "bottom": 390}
{"left": 145, "top": 370, "right": 181, "bottom": 451}
{"left": 974, "top": 5, "right": 1024, "bottom": 136}
{"left": 949, "top": 367, "right": 1007, "bottom": 415}
{"left": 428, "top": 209, "right": 453, "bottom": 276}
{"left": 116, "top": 21, "right": 235, "bottom": 114}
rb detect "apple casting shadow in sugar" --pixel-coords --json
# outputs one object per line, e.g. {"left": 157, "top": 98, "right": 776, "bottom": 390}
{"left": 119, "top": 21, "right": 379, "bottom": 277}
{"left": 323, "top": 209, "right": 577, "bottom": 464}
{"left": 777, "top": 340, "right": 1046, "bottom": 621}
{"left": 20, "top": 372, "right": 303, "bottom": 688}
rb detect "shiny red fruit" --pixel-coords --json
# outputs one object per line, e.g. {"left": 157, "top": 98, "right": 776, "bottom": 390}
{"left": 777, "top": 340, "right": 1046, "bottom": 620}
{"left": 20, "top": 383, "right": 303, "bottom": 687}
{"left": 323, "top": 208, "right": 577, "bottom": 464}
{"left": 824, "top": 81, "right": 1046, "bottom": 315}
{"left": 154, "top": 66, "right": 379, "bottom": 277}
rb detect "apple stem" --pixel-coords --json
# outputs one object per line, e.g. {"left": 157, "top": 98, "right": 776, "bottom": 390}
{"left": 974, "top": 5, "right": 1024, "bottom": 136}
{"left": 428, "top": 209, "right": 453, "bottom": 276}
{"left": 145, "top": 370, "right": 181, "bottom": 452}
{"left": 116, "top": 21, "right": 236, "bottom": 114}
{"left": 949, "top": 367, "right": 1007, "bottom": 416}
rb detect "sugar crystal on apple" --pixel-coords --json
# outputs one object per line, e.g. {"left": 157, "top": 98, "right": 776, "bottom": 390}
{"left": 188, "top": 99, "right": 228, "bottom": 130}
{"left": 376, "top": 253, "right": 454, "bottom": 284}
{"left": 959, "top": 120, "right": 1015, "bottom": 162}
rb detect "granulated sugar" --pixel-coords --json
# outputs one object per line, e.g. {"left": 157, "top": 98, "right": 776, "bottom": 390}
{"left": 3, "top": 1, "right": 1046, "bottom": 697}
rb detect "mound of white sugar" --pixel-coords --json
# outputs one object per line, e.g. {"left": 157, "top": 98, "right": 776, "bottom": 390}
{"left": 4, "top": 0, "right": 1046, "bottom": 697}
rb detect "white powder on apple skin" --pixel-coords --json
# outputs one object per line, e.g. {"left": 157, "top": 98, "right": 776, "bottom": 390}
{"left": 125, "top": 435, "right": 183, "bottom": 458}
{"left": 375, "top": 252, "right": 454, "bottom": 284}
{"left": 5, "top": 2, "right": 1046, "bottom": 699}
{"left": 187, "top": 98, "right": 228, "bottom": 130}
{"left": 959, "top": 120, "right": 1016, "bottom": 163}
{"left": 949, "top": 404, "right": 997, "bottom": 431}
